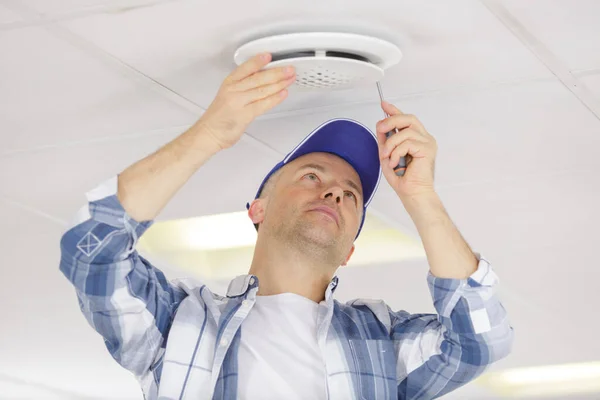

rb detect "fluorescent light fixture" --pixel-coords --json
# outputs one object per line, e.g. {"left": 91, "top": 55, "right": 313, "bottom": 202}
{"left": 138, "top": 211, "right": 257, "bottom": 251}
{"left": 475, "top": 362, "right": 600, "bottom": 398}
{"left": 138, "top": 211, "right": 425, "bottom": 280}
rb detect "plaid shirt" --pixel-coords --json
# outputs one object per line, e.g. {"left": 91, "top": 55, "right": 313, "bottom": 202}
{"left": 59, "top": 176, "right": 513, "bottom": 400}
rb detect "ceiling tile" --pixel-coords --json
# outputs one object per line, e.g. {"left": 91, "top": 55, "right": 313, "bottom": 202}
{"left": 0, "top": 129, "right": 282, "bottom": 222}
{"left": 437, "top": 170, "right": 598, "bottom": 259}
{"left": 63, "top": 0, "right": 552, "bottom": 114}
{"left": 580, "top": 73, "right": 600, "bottom": 100}
{"left": 0, "top": 25, "right": 196, "bottom": 153}
{"left": 501, "top": 0, "right": 600, "bottom": 72}
{"left": 491, "top": 239, "right": 600, "bottom": 368}
{"left": 0, "top": 3, "right": 23, "bottom": 23}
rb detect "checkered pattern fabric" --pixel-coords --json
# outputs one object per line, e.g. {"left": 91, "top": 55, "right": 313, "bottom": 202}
{"left": 59, "top": 176, "right": 513, "bottom": 399}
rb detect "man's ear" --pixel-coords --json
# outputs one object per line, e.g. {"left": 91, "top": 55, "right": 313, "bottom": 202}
{"left": 341, "top": 244, "right": 355, "bottom": 266}
{"left": 248, "top": 198, "right": 266, "bottom": 226}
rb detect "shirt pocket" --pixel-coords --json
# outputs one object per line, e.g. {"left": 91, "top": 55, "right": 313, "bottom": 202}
{"left": 348, "top": 339, "right": 397, "bottom": 400}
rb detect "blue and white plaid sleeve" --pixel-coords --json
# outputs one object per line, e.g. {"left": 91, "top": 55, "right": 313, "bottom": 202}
{"left": 59, "top": 176, "right": 187, "bottom": 378}
{"left": 393, "top": 253, "right": 514, "bottom": 399}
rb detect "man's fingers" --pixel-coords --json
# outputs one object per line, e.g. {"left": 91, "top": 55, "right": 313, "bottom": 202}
{"left": 227, "top": 53, "right": 272, "bottom": 84}
{"left": 389, "top": 142, "right": 419, "bottom": 168}
{"left": 244, "top": 76, "right": 296, "bottom": 106}
{"left": 376, "top": 114, "right": 427, "bottom": 136}
{"left": 381, "top": 100, "right": 404, "bottom": 115}
{"left": 380, "top": 128, "right": 427, "bottom": 160}
{"left": 247, "top": 88, "right": 289, "bottom": 117}
{"left": 233, "top": 65, "right": 296, "bottom": 92}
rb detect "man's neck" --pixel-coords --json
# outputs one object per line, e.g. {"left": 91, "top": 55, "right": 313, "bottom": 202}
{"left": 247, "top": 235, "right": 336, "bottom": 303}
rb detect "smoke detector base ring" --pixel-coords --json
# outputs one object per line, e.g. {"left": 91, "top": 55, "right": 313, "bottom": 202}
{"left": 233, "top": 32, "right": 402, "bottom": 91}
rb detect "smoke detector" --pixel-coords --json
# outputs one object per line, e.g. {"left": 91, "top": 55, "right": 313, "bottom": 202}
{"left": 233, "top": 32, "right": 402, "bottom": 91}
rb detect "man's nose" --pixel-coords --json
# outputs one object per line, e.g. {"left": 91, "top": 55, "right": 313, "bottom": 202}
{"left": 323, "top": 186, "right": 344, "bottom": 203}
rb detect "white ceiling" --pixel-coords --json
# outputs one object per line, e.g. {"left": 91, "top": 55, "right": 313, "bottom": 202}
{"left": 1, "top": 0, "right": 599, "bottom": 398}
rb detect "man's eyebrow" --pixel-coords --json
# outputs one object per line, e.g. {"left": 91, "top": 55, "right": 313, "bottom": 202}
{"left": 297, "top": 163, "right": 363, "bottom": 196}
{"left": 297, "top": 163, "right": 326, "bottom": 174}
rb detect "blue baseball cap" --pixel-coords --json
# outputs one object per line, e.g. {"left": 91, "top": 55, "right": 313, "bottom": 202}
{"left": 246, "top": 118, "right": 382, "bottom": 239}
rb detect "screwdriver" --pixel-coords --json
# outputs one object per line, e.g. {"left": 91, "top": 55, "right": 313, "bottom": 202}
{"left": 376, "top": 81, "right": 411, "bottom": 176}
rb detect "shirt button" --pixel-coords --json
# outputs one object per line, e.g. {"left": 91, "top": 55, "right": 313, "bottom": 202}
{"left": 220, "top": 338, "right": 228, "bottom": 347}
{"left": 249, "top": 277, "right": 255, "bottom": 285}
{"left": 242, "top": 300, "right": 249, "bottom": 306}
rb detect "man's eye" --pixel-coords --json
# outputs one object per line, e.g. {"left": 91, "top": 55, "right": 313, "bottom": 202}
{"left": 345, "top": 191, "right": 356, "bottom": 200}
{"left": 305, "top": 173, "right": 318, "bottom": 180}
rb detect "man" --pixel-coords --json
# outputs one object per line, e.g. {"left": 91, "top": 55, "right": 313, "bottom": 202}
{"left": 60, "top": 52, "right": 513, "bottom": 400}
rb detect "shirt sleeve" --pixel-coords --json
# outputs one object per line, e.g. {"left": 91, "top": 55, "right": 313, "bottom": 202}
{"left": 59, "top": 176, "right": 187, "bottom": 378}
{"left": 393, "top": 253, "right": 514, "bottom": 399}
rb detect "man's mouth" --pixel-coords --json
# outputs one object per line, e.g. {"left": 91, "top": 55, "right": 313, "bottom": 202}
{"left": 309, "top": 206, "right": 339, "bottom": 225}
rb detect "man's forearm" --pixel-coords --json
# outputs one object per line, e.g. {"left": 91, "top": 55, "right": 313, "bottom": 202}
{"left": 117, "top": 119, "right": 222, "bottom": 222}
{"left": 401, "top": 192, "right": 478, "bottom": 279}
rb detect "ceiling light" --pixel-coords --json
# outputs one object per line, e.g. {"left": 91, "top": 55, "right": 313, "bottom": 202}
{"left": 139, "top": 211, "right": 257, "bottom": 251}
{"left": 475, "top": 361, "right": 600, "bottom": 398}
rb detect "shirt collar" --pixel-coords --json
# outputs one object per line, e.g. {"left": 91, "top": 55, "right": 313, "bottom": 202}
{"left": 226, "top": 274, "right": 339, "bottom": 299}
{"left": 325, "top": 276, "right": 339, "bottom": 300}
{"left": 226, "top": 275, "right": 257, "bottom": 297}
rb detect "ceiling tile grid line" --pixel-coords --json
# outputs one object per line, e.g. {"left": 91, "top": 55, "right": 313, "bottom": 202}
{"left": 43, "top": 22, "right": 206, "bottom": 116}
{"left": 0, "top": 195, "right": 68, "bottom": 226}
{"left": 482, "top": 0, "right": 600, "bottom": 122}
{"left": 0, "top": 124, "right": 191, "bottom": 158}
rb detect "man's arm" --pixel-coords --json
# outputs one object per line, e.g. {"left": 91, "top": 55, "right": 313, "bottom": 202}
{"left": 117, "top": 121, "right": 221, "bottom": 222}
{"left": 374, "top": 102, "right": 512, "bottom": 398}
{"left": 391, "top": 255, "right": 514, "bottom": 399}
{"left": 59, "top": 54, "right": 294, "bottom": 383}
{"left": 59, "top": 121, "right": 222, "bottom": 378}
{"left": 60, "top": 179, "right": 188, "bottom": 380}
{"left": 402, "top": 191, "right": 478, "bottom": 279}
{"left": 395, "top": 193, "right": 513, "bottom": 397}
{"left": 117, "top": 52, "right": 295, "bottom": 222}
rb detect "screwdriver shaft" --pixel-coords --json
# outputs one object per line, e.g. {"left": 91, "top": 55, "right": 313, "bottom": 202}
{"left": 376, "top": 81, "right": 408, "bottom": 176}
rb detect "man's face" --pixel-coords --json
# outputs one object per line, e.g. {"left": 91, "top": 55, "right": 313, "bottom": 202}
{"left": 256, "top": 152, "right": 363, "bottom": 266}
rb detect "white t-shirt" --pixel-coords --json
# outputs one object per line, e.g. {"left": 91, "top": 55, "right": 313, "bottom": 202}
{"left": 237, "top": 292, "right": 327, "bottom": 399}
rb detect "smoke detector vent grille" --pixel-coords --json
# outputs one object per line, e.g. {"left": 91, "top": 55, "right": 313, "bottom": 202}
{"left": 234, "top": 32, "right": 402, "bottom": 91}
